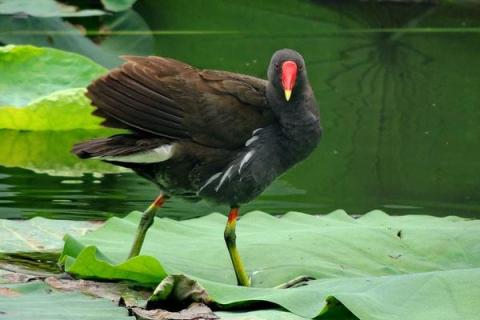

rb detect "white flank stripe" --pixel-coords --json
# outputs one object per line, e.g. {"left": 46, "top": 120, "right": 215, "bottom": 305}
{"left": 238, "top": 150, "right": 254, "bottom": 173}
{"left": 215, "top": 166, "right": 234, "bottom": 192}
{"left": 198, "top": 172, "right": 222, "bottom": 192}
{"left": 99, "top": 144, "right": 175, "bottom": 163}
{"left": 245, "top": 135, "right": 259, "bottom": 147}
{"left": 252, "top": 128, "right": 263, "bottom": 135}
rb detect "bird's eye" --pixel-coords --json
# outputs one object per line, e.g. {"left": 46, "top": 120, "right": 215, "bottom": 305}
{"left": 298, "top": 65, "right": 303, "bottom": 70}
{"left": 275, "top": 63, "right": 279, "bottom": 70}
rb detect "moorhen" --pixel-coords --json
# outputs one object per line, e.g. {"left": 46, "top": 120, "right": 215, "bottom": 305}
{"left": 72, "top": 48, "right": 322, "bottom": 287}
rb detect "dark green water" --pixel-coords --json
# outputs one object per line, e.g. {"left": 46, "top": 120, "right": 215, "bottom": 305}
{"left": 1, "top": 1, "right": 479, "bottom": 220}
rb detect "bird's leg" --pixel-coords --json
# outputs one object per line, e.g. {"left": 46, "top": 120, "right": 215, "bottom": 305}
{"left": 224, "top": 206, "right": 250, "bottom": 287}
{"left": 128, "top": 194, "right": 166, "bottom": 259}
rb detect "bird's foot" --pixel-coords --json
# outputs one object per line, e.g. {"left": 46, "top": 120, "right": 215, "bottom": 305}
{"left": 275, "top": 275, "right": 315, "bottom": 289}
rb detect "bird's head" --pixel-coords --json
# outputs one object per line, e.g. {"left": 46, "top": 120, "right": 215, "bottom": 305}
{"left": 267, "top": 48, "right": 307, "bottom": 103}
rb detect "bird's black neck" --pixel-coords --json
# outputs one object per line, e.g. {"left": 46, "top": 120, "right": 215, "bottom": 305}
{"left": 268, "top": 85, "right": 320, "bottom": 137}
{"left": 266, "top": 84, "right": 322, "bottom": 166}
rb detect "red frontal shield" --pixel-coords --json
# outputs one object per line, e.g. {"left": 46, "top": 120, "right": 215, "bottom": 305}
{"left": 281, "top": 60, "right": 297, "bottom": 101}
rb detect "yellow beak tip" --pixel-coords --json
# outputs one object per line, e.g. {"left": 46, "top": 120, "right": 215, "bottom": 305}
{"left": 284, "top": 90, "right": 292, "bottom": 101}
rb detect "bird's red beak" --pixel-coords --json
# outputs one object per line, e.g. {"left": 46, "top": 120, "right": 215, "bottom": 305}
{"left": 281, "top": 60, "right": 298, "bottom": 102}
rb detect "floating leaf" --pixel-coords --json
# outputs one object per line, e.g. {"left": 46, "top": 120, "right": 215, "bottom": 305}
{"left": 200, "top": 309, "right": 310, "bottom": 320}
{"left": 61, "top": 210, "right": 480, "bottom": 319}
{"left": 100, "top": 10, "right": 154, "bottom": 57}
{"left": 0, "top": 88, "right": 102, "bottom": 130}
{"left": 0, "top": 281, "right": 130, "bottom": 319}
{"left": 0, "top": 0, "right": 105, "bottom": 17}
{"left": 0, "top": 266, "right": 283, "bottom": 320}
{"left": 0, "top": 16, "right": 122, "bottom": 68}
{"left": 0, "top": 9, "right": 154, "bottom": 68}
{"left": 0, "top": 129, "right": 128, "bottom": 176}
{"left": 0, "top": 45, "right": 106, "bottom": 107}
{"left": 0, "top": 217, "right": 99, "bottom": 253}
{"left": 101, "top": 0, "right": 138, "bottom": 12}
{"left": 0, "top": 45, "right": 109, "bottom": 130}
{"left": 62, "top": 244, "right": 167, "bottom": 285}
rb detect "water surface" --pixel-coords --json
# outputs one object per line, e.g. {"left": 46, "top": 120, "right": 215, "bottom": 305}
{"left": 1, "top": 1, "right": 479, "bottom": 220}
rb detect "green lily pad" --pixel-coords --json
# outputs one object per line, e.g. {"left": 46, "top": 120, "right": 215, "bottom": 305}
{"left": 216, "top": 310, "right": 311, "bottom": 320}
{"left": 0, "top": 45, "right": 106, "bottom": 107}
{"left": 60, "top": 210, "right": 480, "bottom": 319}
{"left": 100, "top": 10, "right": 154, "bottom": 58}
{"left": 0, "top": 0, "right": 105, "bottom": 17}
{"left": 0, "top": 45, "right": 107, "bottom": 130}
{"left": 62, "top": 245, "right": 167, "bottom": 285}
{"left": 0, "top": 281, "right": 130, "bottom": 319}
{"left": 0, "top": 129, "right": 128, "bottom": 176}
{"left": 0, "top": 268, "right": 302, "bottom": 320}
{"left": 101, "top": 0, "right": 138, "bottom": 12}
{"left": 0, "top": 217, "right": 99, "bottom": 253}
{"left": 0, "top": 88, "right": 102, "bottom": 131}
{"left": 0, "top": 16, "right": 123, "bottom": 68}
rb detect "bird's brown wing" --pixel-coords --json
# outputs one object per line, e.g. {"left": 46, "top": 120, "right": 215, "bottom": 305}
{"left": 87, "top": 55, "right": 273, "bottom": 149}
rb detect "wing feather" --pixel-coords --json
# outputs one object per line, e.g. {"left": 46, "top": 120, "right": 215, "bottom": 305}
{"left": 86, "top": 55, "right": 273, "bottom": 149}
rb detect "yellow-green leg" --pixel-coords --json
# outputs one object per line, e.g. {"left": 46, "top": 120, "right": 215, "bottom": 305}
{"left": 128, "top": 194, "right": 166, "bottom": 259}
{"left": 224, "top": 206, "right": 250, "bottom": 286}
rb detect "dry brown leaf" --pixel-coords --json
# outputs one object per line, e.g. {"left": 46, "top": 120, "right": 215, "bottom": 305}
{"left": 132, "top": 303, "right": 218, "bottom": 320}
{"left": 0, "top": 287, "right": 21, "bottom": 297}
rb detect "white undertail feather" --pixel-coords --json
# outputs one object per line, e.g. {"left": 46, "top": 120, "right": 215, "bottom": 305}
{"left": 98, "top": 144, "right": 175, "bottom": 163}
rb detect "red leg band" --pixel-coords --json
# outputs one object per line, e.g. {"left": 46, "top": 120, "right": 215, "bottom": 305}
{"left": 153, "top": 194, "right": 166, "bottom": 208}
{"left": 228, "top": 207, "right": 239, "bottom": 223}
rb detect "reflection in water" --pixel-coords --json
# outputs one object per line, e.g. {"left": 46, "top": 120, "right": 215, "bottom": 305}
{"left": 0, "top": 1, "right": 479, "bottom": 219}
